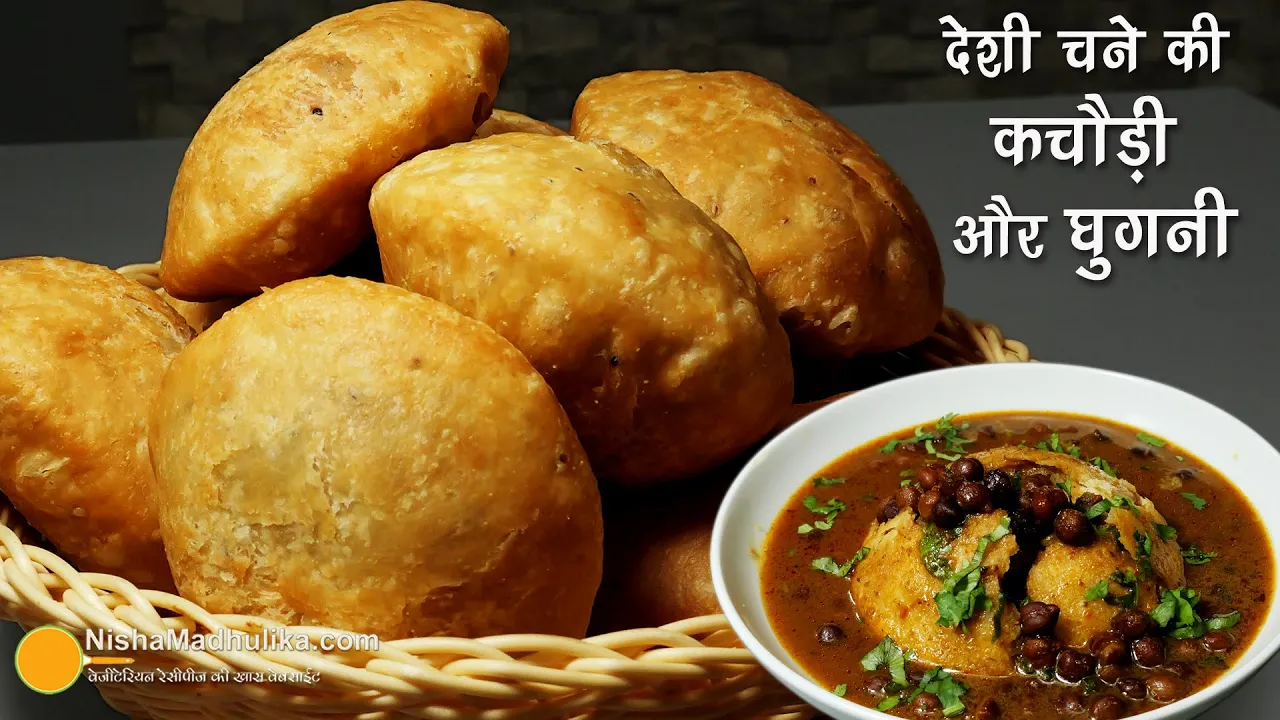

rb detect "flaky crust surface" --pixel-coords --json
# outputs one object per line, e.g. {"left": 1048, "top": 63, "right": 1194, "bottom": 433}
{"left": 149, "top": 277, "right": 603, "bottom": 639}
{"left": 0, "top": 257, "right": 192, "bottom": 590}
{"left": 572, "top": 70, "right": 944, "bottom": 356}
{"left": 371, "top": 134, "right": 793, "bottom": 483}
{"left": 160, "top": 1, "right": 509, "bottom": 301}
{"left": 473, "top": 109, "right": 567, "bottom": 139}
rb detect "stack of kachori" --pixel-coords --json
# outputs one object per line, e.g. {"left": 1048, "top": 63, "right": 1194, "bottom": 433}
{"left": 0, "top": 1, "right": 943, "bottom": 640}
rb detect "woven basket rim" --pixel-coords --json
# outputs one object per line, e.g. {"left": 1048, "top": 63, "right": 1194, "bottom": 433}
{"left": 0, "top": 261, "right": 1033, "bottom": 720}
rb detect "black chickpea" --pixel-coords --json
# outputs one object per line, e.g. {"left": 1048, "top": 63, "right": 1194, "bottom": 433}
{"left": 1164, "top": 661, "right": 1191, "bottom": 678}
{"left": 937, "top": 472, "right": 961, "bottom": 498}
{"left": 918, "top": 464, "right": 945, "bottom": 491}
{"left": 1090, "top": 631, "right": 1124, "bottom": 654}
{"left": 816, "top": 623, "right": 844, "bottom": 644}
{"left": 1146, "top": 673, "right": 1184, "bottom": 702}
{"left": 1032, "top": 487, "right": 1070, "bottom": 524}
{"left": 1054, "top": 508, "right": 1096, "bottom": 546}
{"left": 1019, "top": 602, "right": 1061, "bottom": 636}
{"left": 1076, "top": 492, "right": 1105, "bottom": 513}
{"left": 897, "top": 485, "right": 923, "bottom": 515}
{"left": 1116, "top": 678, "right": 1147, "bottom": 700}
{"left": 912, "top": 692, "right": 942, "bottom": 716}
{"left": 878, "top": 499, "right": 901, "bottom": 523}
{"left": 1022, "top": 636, "right": 1060, "bottom": 669}
{"left": 951, "top": 457, "right": 984, "bottom": 484}
{"left": 976, "top": 699, "right": 1001, "bottom": 720}
{"left": 1056, "top": 692, "right": 1086, "bottom": 715}
{"left": 1089, "top": 695, "right": 1125, "bottom": 720}
{"left": 956, "top": 481, "right": 991, "bottom": 512}
{"left": 1204, "top": 630, "right": 1235, "bottom": 652}
{"left": 1132, "top": 636, "right": 1166, "bottom": 668}
{"left": 1096, "top": 638, "right": 1129, "bottom": 667}
{"left": 984, "top": 469, "right": 1018, "bottom": 508}
{"left": 1057, "top": 649, "right": 1097, "bottom": 683}
{"left": 918, "top": 488, "right": 942, "bottom": 523}
{"left": 933, "top": 497, "right": 964, "bottom": 529}
{"left": 1097, "top": 664, "right": 1125, "bottom": 685}
{"left": 864, "top": 675, "right": 890, "bottom": 696}
{"left": 1110, "top": 610, "right": 1150, "bottom": 640}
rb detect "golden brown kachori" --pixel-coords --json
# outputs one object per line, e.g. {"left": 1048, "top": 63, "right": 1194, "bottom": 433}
{"left": 370, "top": 133, "right": 793, "bottom": 484}
{"left": 572, "top": 70, "right": 944, "bottom": 357}
{"left": 160, "top": 1, "right": 509, "bottom": 300}
{"left": 0, "top": 257, "right": 192, "bottom": 590}
{"left": 473, "top": 109, "right": 567, "bottom": 139}
{"left": 149, "top": 276, "right": 603, "bottom": 639}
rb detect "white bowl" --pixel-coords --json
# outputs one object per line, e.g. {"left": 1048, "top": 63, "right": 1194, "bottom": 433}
{"left": 711, "top": 362, "right": 1280, "bottom": 720}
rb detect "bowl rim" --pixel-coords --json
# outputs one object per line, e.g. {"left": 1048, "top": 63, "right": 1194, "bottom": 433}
{"left": 711, "top": 361, "right": 1280, "bottom": 720}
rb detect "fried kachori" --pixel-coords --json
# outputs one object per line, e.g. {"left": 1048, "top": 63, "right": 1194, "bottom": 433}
{"left": 0, "top": 257, "right": 192, "bottom": 590}
{"left": 572, "top": 70, "right": 944, "bottom": 357}
{"left": 160, "top": 1, "right": 509, "bottom": 300}
{"left": 370, "top": 133, "right": 793, "bottom": 484}
{"left": 149, "top": 276, "right": 603, "bottom": 639}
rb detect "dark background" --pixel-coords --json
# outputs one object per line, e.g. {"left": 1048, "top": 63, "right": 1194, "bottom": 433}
{"left": 2, "top": 0, "right": 1276, "bottom": 144}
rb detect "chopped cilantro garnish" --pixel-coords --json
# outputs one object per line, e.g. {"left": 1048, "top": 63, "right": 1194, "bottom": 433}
{"left": 914, "top": 668, "right": 969, "bottom": 717}
{"left": 880, "top": 413, "right": 974, "bottom": 461}
{"left": 900, "top": 469, "right": 915, "bottom": 478}
{"left": 1176, "top": 455, "right": 1186, "bottom": 462}
{"left": 1134, "top": 530, "right": 1153, "bottom": 557}
{"left": 811, "top": 549, "right": 869, "bottom": 577}
{"left": 877, "top": 697, "right": 901, "bottom": 711}
{"left": 1113, "top": 496, "right": 1141, "bottom": 514}
{"left": 1094, "top": 571, "right": 1140, "bottom": 608}
{"left": 1090, "top": 456, "right": 1117, "bottom": 476}
{"left": 1182, "top": 545, "right": 1218, "bottom": 565}
{"left": 1182, "top": 492, "right": 1208, "bottom": 510}
{"left": 812, "top": 477, "right": 845, "bottom": 487}
{"left": 1037, "top": 432, "right": 1082, "bottom": 458}
{"left": 1056, "top": 479, "right": 1073, "bottom": 496}
{"left": 1085, "top": 579, "right": 1110, "bottom": 602}
{"left": 802, "top": 495, "right": 846, "bottom": 515}
{"left": 1155, "top": 523, "right": 1178, "bottom": 541}
{"left": 1085, "top": 498, "right": 1114, "bottom": 520}
{"left": 919, "top": 524, "right": 956, "bottom": 579}
{"left": 1150, "top": 587, "right": 1240, "bottom": 639}
{"left": 833, "top": 683, "right": 848, "bottom": 698}
{"left": 861, "top": 636, "right": 910, "bottom": 685}
{"left": 935, "top": 518, "right": 1010, "bottom": 628}
{"left": 1136, "top": 431, "right": 1167, "bottom": 447}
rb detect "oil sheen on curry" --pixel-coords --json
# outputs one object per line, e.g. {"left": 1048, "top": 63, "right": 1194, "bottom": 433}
{"left": 761, "top": 413, "right": 1274, "bottom": 720}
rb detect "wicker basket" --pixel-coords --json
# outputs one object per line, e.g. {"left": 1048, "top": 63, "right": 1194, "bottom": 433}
{"left": 0, "top": 262, "right": 1032, "bottom": 720}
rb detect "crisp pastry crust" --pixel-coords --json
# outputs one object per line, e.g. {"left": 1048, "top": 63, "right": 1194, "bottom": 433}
{"left": 149, "top": 276, "right": 603, "bottom": 639}
{"left": 371, "top": 133, "right": 794, "bottom": 484}
{"left": 473, "top": 109, "right": 567, "bottom": 138}
{"left": 0, "top": 257, "right": 192, "bottom": 590}
{"left": 160, "top": 1, "right": 509, "bottom": 301}
{"left": 572, "top": 70, "right": 944, "bottom": 356}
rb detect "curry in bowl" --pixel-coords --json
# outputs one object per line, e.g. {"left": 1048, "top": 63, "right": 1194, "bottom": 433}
{"left": 761, "top": 412, "right": 1274, "bottom": 720}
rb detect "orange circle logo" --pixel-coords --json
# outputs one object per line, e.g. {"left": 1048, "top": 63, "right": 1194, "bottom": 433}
{"left": 14, "top": 625, "right": 83, "bottom": 694}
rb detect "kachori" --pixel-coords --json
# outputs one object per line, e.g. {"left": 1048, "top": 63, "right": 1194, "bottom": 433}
{"left": 0, "top": 257, "right": 192, "bottom": 590}
{"left": 160, "top": 1, "right": 509, "bottom": 300}
{"left": 149, "top": 276, "right": 603, "bottom": 639}
{"left": 370, "top": 133, "right": 793, "bottom": 484}
{"left": 572, "top": 70, "right": 944, "bottom": 357}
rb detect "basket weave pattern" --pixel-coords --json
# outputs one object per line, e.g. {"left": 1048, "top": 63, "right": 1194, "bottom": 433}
{"left": 0, "top": 262, "right": 1032, "bottom": 720}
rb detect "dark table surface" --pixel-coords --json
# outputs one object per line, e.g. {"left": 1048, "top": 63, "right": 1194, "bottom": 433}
{"left": 1, "top": 87, "right": 1277, "bottom": 718}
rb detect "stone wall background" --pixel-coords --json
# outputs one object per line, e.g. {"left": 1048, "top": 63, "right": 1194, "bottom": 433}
{"left": 125, "top": 0, "right": 1280, "bottom": 138}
